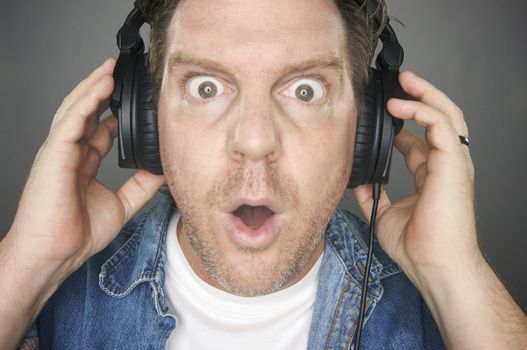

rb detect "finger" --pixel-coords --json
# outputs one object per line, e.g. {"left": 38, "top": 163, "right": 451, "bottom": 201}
{"left": 81, "top": 116, "right": 118, "bottom": 179}
{"left": 51, "top": 58, "right": 116, "bottom": 127}
{"left": 388, "top": 99, "right": 461, "bottom": 153}
{"left": 116, "top": 170, "right": 166, "bottom": 223}
{"left": 50, "top": 74, "right": 114, "bottom": 144}
{"left": 413, "top": 162, "right": 427, "bottom": 192}
{"left": 394, "top": 128, "right": 429, "bottom": 175}
{"left": 83, "top": 98, "right": 111, "bottom": 141}
{"left": 399, "top": 71, "right": 468, "bottom": 137}
{"left": 87, "top": 115, "right": 118, "bottom": 158}
{"left": 352, "top": 183, "right": 392, "bottom": 223}
{"left": 394, "top": 128, "right": 430, "bottom": 192}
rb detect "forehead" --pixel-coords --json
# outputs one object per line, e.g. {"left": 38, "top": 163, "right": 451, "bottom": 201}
{"left": 167, "top": 0, "right": 347, "bottom": 68}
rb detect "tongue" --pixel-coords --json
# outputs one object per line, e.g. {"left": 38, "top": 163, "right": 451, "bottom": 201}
{"left": 234, "top": 205, "right": 274, "bottom": 229}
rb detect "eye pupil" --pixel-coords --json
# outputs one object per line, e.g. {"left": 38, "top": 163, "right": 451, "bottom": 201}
{"left": 198, "top": 82, "right": 217, "bottom": 98}
{"left": 295, "top": 84, "right": 314, "bottom": 101}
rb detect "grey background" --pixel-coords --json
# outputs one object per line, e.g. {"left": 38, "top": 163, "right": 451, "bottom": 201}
{"left": 1, "top": 0, "right": 526, "bottom": 312}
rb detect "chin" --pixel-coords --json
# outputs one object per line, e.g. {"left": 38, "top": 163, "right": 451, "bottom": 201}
{"left": 207, "top": 228, "right": 322, "bottom": 297}
{"left": 213, "top": 253, "right": 296, "bottom": 297}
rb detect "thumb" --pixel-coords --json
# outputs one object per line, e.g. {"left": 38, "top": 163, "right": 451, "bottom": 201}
{"left": 352, "top": 183, "right": 392, "bottom": 224}
{"left": 116, "top": 170, "right": 166, "bottom": 223}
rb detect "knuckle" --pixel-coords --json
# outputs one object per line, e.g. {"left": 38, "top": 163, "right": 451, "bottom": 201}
{"left": 104, "top": 119, "right": 118, "bottom": 137}
{"left": 428, "top": 108, "right": 451, "bottom": 127}
{"left": 61, "top": 93, "right": 73, "bottom": 107}
{"left": 441, "top": 112, "right": 456, "bottom": 129}
{"left": 54, "top": 97, "right": 71, "bottom": 119}
{"left": 89, "top": 142, "right": 103, "bottom": 160}
{"left": 67, "top": 95, "right": 98, "bottom": 119}
{"left": 51, "top": 111, "right": 63, "bottom": 127}
{"left": 48, "top": 118, "right": 65, "bottom": 137}
{"left": 34, "top": 141, "right": 49, "bottom": 161}
{"left": 450, "top": 104, "right": 467, "bottom": 121}
{"left": 64, "top": 104, "right": 77, "bottom": 118}
{"left": 461, "top": 121, "right": 469, "bottom": 137}
{"left": 453, "top": 105, "right": 465, "bottom": 119}
{"left": 88, "top": 89, "right": 104, "bottom": 103}
{"left": 409, "top": 137, "right": 425, "bottom": 154}
{"left": 117, "top": 191, "right": 133, "bottom": 222}
{"left": 86, "top": 147, "right": 102, "bottom": 167}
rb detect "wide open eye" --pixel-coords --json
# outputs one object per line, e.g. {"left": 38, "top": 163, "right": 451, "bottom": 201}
{"left": 188, "top": 76, "right": 225, "bottom": 99}
{"left": 286, "top": 78, "right": 325, "bottom": 102}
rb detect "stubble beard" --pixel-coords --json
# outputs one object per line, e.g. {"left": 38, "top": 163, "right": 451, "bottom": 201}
{"left": 164, "top": 162, "right": 349, "bottom": 297}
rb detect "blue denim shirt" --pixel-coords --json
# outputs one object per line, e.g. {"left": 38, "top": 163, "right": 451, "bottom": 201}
{"left": 24, "top": 189, "right": 445, "bottom": 349}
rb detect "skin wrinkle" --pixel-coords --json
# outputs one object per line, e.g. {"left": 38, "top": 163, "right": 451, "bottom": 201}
{"left": 157, "top": 0, "right": 356, "bottom": 297}
{"left": 167, "top": 52, "right": 345, "bottom": 86}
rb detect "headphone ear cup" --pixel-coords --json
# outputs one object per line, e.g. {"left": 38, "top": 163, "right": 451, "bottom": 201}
{"left": 348, "top": 68, "right": 383, "bottom": 188}
{"left": 131, "top": 53, "right": 163, "bottom": 175}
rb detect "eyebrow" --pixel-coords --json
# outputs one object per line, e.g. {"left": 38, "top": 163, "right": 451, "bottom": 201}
{"left": 280, "top": 56, "right": 344, "bottom": 78}
{"left": 168, "top": 52, "right": 233, "bottom": 75}
{"left": 167, "top": 51, "right": 344, "bottom": 79}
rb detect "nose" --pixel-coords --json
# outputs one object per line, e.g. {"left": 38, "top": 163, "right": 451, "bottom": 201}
{"left": 227, "top": 92, "right": 282, "bottom": 164}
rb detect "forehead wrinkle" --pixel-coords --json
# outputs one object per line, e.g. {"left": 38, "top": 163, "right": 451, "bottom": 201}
{"left": 167, "top": 51, "right": 344, "bottom": 83}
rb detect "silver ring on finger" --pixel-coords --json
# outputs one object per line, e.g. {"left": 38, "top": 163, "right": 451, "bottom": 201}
{"left": 459, "top": 135, "right": 470, "bottom": 148}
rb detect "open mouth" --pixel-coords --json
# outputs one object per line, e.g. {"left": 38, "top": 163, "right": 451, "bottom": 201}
{"left": 232, "top": 205, "right": 275, "bottom": 230}
{"left": 224, "top": 203, "right": 280, "bottom": 249}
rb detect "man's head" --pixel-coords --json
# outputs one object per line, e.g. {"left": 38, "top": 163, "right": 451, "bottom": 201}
{"left": 147, "top": 0, "right": 387, "bottom": 113}
{"left": 145, "top": 0, "right": 386, "bottom": 297}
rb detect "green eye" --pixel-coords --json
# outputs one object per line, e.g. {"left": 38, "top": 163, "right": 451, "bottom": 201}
{"left": 198, "top": 81, "right": 217, "bottom": 98}
{"left": 295, "top": 84, "right": 314, "bottom": 101}
{"left": 188, "top": 76, "right": 224, "bottom": 99}
{"left": 288, "top": 79, "right": 325, "bottom": 103}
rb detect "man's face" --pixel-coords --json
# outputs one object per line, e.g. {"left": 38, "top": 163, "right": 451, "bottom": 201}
{"left": 157, "top": 0, "right": 357, "bottom": 296}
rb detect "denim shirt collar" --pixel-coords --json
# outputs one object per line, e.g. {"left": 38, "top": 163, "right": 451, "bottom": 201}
{"left": 98, "top": 188, "right": 174, "bottom": 298}
{"left": 324, "top": 210, "right": 384, "bottom": 299}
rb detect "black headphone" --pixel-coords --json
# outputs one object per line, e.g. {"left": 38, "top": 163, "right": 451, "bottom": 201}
{"left": 111, "top": 1, "right": 406, "bottom": 188}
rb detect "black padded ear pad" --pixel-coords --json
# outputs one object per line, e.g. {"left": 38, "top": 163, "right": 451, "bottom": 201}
{"left": 348, "top": 68, "right": 383, "bottom": 188}
{"left": 131, "top": 53, "right": 163, "bottom": 175}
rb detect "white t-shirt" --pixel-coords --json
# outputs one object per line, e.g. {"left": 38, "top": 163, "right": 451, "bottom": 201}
{"left": 164, "top": 211, "right": 322, "bottom": 350}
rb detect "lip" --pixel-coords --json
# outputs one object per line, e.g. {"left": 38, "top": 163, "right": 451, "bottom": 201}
{"left": 222, "top": 197, "right": 284, "bottom": 249}
{"left": 222, "top": 211, "right": 280, "bottom": 250}
{"left": 225, "top": 198, "right": 283, "bottom": 215}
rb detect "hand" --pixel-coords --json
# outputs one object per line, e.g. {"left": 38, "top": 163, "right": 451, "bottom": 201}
{"left": 353, "top": 70, "right": 479, "bottom": 289}
{"left": 4, "top": 58, "right": 165, "bottom": 276}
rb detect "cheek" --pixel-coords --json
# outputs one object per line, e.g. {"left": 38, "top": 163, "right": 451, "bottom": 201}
{"left": 286, "top": 109, "right": 356, "bottom": 202}
{"left": 158, "top": 101, "right": 226, "bottom": 199}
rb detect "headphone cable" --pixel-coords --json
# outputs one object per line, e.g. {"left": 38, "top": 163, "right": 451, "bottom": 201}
{"left": 354, "top": 182, "right": 381, "bottom": 349}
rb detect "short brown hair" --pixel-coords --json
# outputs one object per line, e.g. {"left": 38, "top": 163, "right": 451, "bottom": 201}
{"left": 145, "top": 0, "right": 387, "bottom": 114}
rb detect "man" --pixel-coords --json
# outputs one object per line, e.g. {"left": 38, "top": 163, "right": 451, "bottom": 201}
{"left": 1, "top": 0, "right": 526, "bottom": 349}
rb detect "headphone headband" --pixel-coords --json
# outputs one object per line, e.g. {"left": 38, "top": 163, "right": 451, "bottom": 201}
{"left": 377, "top": 22, "right": 404, "bottom": 71}
{"left": 116, "top": 8, "right": 145, "bottom": 52}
